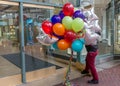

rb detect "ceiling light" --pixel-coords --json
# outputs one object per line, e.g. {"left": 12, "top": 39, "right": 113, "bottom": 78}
{"left": 0, "top": 1, "right": 54, "bottom": 10}
{"left": 23, "top": 3, "right": 54, "bottom": 9}
{"left": 0, "top": 1, "right": 18, "bottom": 6}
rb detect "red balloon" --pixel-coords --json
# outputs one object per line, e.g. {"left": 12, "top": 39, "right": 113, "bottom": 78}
{"left": 42, "top": 20, "right": 53, "bottom": 34}
{"left": 64, "top": 30, "right": 77, "bottom": 42}
{"left": 63, "top": 3, "right": 74, "bottom": 16}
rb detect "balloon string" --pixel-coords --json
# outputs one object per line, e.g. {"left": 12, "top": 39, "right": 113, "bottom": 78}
{"left": 63, "top": 50, "right": 73, "bottom": 86}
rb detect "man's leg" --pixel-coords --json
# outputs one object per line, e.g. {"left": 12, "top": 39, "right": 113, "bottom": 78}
{"left": 87, "top": 51, "right": 99, "bottom": 84}
{"left": 81, "top": 53, "right": 90, "bottom": 74}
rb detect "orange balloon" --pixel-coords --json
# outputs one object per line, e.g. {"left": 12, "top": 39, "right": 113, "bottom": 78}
{"left": 57, "top": 39, "right": 70, "bottom": 50}
{"left": 53, "top": 23, "right": 65, "bottom": 36}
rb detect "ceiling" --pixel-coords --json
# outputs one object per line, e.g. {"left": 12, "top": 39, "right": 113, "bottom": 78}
{"left": 94, "top": 0, "right": 111, "bottom": 7}
{"left": 0, "top": 0, "right": 112, "bottom": 18}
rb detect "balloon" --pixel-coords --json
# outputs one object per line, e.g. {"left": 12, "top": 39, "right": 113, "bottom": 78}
{"left": 83, "top": 10, "right": 92, "bottom": 19}
{"left": 62, "top": 16, "right": 73, "bottom": 30}
{"left": 71, "top": 39, "right": 83, "bottom": 52}
{"left": 84, "top": 22, "right": 93, "bottom": 29}
{"left": 79, "top": 38, "right": 85, "bottom": 44}
{"left": 63, "top": 2, "right": 74, "bottom": 16}
{"left": 26, "top": 18, "right": 33, "bottom": 25}
{"left": 90, "top": 20, "right": 101, "bottom": 32}
{"left": 72, "top": 18, "right": 84, "bottom": 32}
{"left": 36, "top": 28, "right": 58, "bottom": 46}
{"left": 64, "top": 30, "right": 77, "bottom": 42}
{"left": 73, "top": 10, "right": 86, "bottom": 20}
{"left": 83, "top": 10, "right": 98, "bottom": 22}
{"left": 53, "top": 33, "right": 64, "bottom": 39}
{"left": 59, "top": 10, "right": 65, "bottom": 19}
{"left": 74, "top": 7, "right": 79, "bottom": 12}
{"left": 41, "top": 20, "right": 53, "bottom": 34}
{"left": 52, "top": 42, "right": 58, "bottom": 49}
{"left": 57, "top": 39, "right": 70, "bottom": 50}
{"left": 51, "top": 15, "right": 62, "bottom": 24}
{"left": 84, "top": 29, "right": 101, "bottom": 45}
{"left": 53, "top": 23, "right": 65, "bottom": 36}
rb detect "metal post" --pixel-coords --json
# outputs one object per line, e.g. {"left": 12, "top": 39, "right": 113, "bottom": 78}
{"left": 19, "top": 1, "right": 26, "bottom": 83}
{"left": 77, "top": 52, "right": 82, "bottom": 62}
{"left": 111, "top": 0, "right": 115, "bottom": 55}
{"left": 76, "top": 0, "right": 82, "bottom": 63}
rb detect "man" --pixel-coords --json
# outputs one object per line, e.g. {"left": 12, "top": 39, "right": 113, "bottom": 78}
{"left": 81, "top": 4, "right": 101, "bottom": 84}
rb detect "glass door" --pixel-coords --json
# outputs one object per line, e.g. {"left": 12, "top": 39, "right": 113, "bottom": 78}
{"left": 0, "top": 1, "right": 21, "bottom": 78}
{"left": 114, "top": 14, "right": 120, "bottom": 54}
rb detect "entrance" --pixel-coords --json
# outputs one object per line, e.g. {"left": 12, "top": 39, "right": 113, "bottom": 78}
{"left": 0, "top": 2, "right": 20, "bottom": 78}
{"left": 114, "top": 14, "right": 120, "bottom": 55}
{"left": 0, "top": 1, "right": 64, "bottom": 85}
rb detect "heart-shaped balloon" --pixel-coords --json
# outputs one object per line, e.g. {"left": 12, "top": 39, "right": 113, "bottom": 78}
{"left": 36, "top": 28, "right": 58, "bottom": 46}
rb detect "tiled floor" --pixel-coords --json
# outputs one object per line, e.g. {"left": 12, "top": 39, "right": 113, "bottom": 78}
{"left": 0, "top": 56, "right": 21, "bottom": 78}
{"left": 56, "top": 60, "right": 120, "bottom": 86}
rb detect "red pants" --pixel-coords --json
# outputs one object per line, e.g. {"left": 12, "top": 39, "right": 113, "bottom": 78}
{"left": 85, "top": 51, "right": 98, "bottom": 80}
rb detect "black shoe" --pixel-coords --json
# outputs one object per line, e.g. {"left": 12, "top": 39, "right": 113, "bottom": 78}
{"left": 81, "top": 70, "right": 89, "bottom": 74}
{"left": 88, "top": 79, "right": 99, "bottom": 84}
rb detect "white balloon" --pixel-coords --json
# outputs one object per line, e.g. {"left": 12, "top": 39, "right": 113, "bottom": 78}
{"left": 84, "top": 22, "right": 94, "bottom": 29}
{"left": 90, "top": 20, "right": 101, "bottom": 32}
{"left": 83, "top": 9, "right": 98, "bottom": 22}
{"left": 84, "top": 29, "right": 101, "bottom": 45}
{"left": 36, "top": 28, "right": 58, "bottom": 46}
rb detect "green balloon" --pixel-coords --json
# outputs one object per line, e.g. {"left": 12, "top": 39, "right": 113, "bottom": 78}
{"left": 62, "top": 16, "right": 73, "bottom": 30}
{"left": 72, "top": 18, "right": 84, "bottom": 32}
{"left": 74, "top": 7, "right": 79, "bottom": 12}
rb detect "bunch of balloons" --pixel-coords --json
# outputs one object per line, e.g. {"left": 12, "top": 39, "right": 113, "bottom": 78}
{"left": 36, "top": 2, "right": 86, "bottom": 52}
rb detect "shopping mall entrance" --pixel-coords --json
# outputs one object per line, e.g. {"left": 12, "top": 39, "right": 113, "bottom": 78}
{"left": 0, "top": 1, "right": 66, "bottom": 85}
{"left": 0, "top": 0, "right": 119, "bottom": 86}
{"left": 0, "top": 2, "right": 21, "bottom": 78}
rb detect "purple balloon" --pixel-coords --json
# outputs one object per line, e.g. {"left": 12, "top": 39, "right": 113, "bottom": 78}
{"left": 53, "top": 32, "right": 64, "bottom": 40}
{"left": 51, "top": 15, "right": 62, "bottom": 24}
{"left": 59, "top": 10, "right": 65, "bottom": 19}
{"left": 73, "top": 10, "right": 86, "bottom": 20}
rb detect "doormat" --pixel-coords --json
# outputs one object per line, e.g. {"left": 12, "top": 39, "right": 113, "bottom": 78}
{"left": 2, "top": 53, "right": 62, "bottom": 72}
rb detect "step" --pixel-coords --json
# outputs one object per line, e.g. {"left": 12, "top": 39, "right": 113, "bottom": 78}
{"left": 0, "top": 66, "right": 56, "bottom": 86}
{"left": 18, "top": 66, "right": 82, "bottom": 86}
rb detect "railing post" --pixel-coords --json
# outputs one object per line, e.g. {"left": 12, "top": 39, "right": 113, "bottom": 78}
{"left": 19, "top": 0, "right": 26, "bottom": 83}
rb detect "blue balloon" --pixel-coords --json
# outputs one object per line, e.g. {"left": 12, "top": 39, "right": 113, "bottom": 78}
{"left": 26, "top": 18, "right": 33, "bottom": 24}
{"left": 52, "top": 42, "right": 58, "bottom": 49}
{"left": 79, "top": 38, "right": 85, "bottom": 44}
{"left": 72, "top": 39, "right": 83, "bottom": 52}
{"left": 59, "top": 10, "right": 65, "bottom": 19}
{"left": 51, "top": 15, "right": 62, "bottom": 24}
